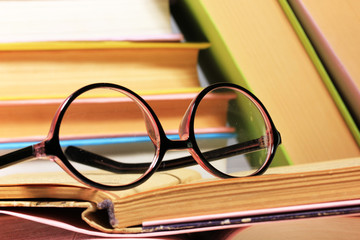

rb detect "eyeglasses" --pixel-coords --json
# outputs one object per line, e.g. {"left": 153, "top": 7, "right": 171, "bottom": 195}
{"left": 0, "top": 82, "right": 281, "bottom": 191}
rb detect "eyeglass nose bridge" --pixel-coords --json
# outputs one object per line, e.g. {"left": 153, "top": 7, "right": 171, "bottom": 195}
{"left": 163, "top": 137, "right": 194, "bottom": 151}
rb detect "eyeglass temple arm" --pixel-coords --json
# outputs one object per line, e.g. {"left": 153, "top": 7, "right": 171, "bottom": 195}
{"left": 64, "top": 136, "right": 267, "bottom": 174}
{"left": 0, "top": 146, "right": 34, "bottom": 169}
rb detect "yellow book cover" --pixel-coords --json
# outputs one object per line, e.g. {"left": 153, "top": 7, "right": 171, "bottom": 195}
{"left": 172, "top": 0, "right": 360, "bottom": 165}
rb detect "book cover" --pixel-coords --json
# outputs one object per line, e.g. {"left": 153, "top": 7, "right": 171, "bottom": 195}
{"left": 171, "top": 0, "right": 360, "bottom": 166}
{"left": 288, "top": 0, "right": 360, "bottom": 128}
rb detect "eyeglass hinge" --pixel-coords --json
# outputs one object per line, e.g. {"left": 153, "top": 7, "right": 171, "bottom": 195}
{"left": 33, "top": 141, "right": 47, "bottom": 159}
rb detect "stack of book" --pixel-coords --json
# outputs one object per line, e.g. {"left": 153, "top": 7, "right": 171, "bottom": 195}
{"left": 0, "top": 0, "right": 234, "bottom": 164}
{"left": 1, "top": 0, "right": 360, "bottom": 238}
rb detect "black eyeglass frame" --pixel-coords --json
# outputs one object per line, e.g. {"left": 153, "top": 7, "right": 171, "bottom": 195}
{"left": 0, "top": 82, "right": 281, "bottom": 191}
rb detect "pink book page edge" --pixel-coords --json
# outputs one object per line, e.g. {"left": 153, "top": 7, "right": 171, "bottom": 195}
{"left": 0, "top": 209, "right": 185, "bottom": 238}
{"left": 0, "top": 208, "right": 247, "bottom": 238}
{"left": 0, "top": 91, "right": 200, "bottom": 105}
{"left": 2, "top": 200, "right": 360, "bottom": 238}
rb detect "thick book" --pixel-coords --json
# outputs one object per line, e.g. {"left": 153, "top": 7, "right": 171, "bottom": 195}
{"left": 0, "top": 0, "right": 182, "bottom": 43}
{"left": 171, "top": 0, "right": 360, "bottom": 166}
{"left": 1, "top": 211, "right": 359, "bottom": 239}
{"left": 0, "top": 41, "right": 210, "bottom": 151}
{"left": 0, "top": 92, "right": 234, "bottom": 150}
{"left": 0, "top": 158, "right": 360, "bottom": 237}
{"left": 0, "top": 41, "right": 208, "bottom": 100}
{"left": 288, "top": 0, "right": 360, "bottom": 128}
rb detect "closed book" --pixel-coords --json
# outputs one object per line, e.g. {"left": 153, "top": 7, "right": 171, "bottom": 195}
{"left": 0, "top": 0, "right": 182, "bottom": 43}
{"left": 0, "top": 42, "right": 208, "bottom": 100}
{"left": 171, "top": 0, "right": 360, "bottom": 165}
{"left": 288, "top": 0, "right": 360, "bottom": 128}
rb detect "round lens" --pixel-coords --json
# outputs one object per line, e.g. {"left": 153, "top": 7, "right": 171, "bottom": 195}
{"left": 193, "top": 86, "right": 273, "bottom": 177}
{"left": 59, "top": 86, "right": 160, "bottom": 187}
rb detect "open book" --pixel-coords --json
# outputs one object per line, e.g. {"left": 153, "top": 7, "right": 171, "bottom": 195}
{"left": 0, "top": 158, "right": 360, "bottom": 237}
